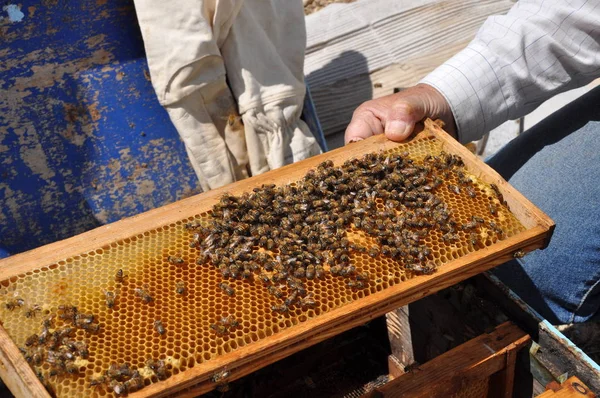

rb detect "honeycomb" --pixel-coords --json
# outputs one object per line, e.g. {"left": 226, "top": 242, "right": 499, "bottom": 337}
{"left": 0, "top": 136, "right": 525, "bottom": 397}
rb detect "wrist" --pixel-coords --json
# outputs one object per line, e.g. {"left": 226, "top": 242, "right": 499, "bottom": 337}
{"left": 415, "top": 84, "right": 458, "bottom": 139}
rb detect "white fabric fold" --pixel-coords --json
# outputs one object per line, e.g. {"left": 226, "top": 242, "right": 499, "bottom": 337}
{"left": 133, "top": 0, "right": 322, "bottom": 190}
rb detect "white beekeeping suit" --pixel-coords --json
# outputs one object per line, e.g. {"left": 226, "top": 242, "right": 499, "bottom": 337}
{"left": 133, "top": 0, "right": 322, "bottom": 190}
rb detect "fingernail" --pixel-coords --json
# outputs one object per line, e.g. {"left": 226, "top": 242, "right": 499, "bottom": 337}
{"left": 348, "top": 137, "right": 364, "bottom": 143}
{"left": 385, "top": 120, "right": 408, "bottom": 137}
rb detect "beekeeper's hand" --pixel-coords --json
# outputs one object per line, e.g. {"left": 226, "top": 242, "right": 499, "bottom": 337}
{"left": 344, "top": 84, "right": 457, "bottom": 144}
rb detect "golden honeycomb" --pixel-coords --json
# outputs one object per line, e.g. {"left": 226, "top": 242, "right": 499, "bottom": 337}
{"left": 0, "top": 136, "right": 525, "bottom": 397}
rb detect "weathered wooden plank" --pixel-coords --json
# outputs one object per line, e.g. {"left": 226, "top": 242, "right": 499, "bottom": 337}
{"left": 368, "top": 322, "right": 530, "bottom": 398}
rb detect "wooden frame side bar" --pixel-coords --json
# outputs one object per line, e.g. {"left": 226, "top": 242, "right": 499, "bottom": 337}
{"left": 0, "top": 326, "right": 51, "bottom": 398}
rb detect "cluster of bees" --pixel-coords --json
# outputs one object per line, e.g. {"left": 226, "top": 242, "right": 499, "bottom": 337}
{"left": 188, "top": 151, "right": 507, "bottom": 316}
{"left": 10, "top": 302, "right": 94, "bottom": 395}
{"left": 11, "top": 265, "right": 175, "bottom": 396}
{"left": 87, "top": 359, "right": 166, "bottom": 395}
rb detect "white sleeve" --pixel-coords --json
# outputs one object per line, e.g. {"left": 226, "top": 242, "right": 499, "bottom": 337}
{"left": 420, "top": 0, "right": 600, "bottom": 143}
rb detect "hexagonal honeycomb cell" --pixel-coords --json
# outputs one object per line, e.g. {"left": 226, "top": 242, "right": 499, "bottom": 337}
{"left": 0, "top": 136, "right": 525, "bottom": 397}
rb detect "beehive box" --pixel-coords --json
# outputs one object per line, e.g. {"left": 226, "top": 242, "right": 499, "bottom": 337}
{"left": 0, "top": 119, "right": 554, "bottom": 397}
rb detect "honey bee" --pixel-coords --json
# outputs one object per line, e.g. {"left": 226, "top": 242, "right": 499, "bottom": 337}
{"left": 284, "top": 290, "right": 298, "bottom": 307}
{"left": 219, "top": 283, "right": 235, "bottom": 296}
{"left": 58, "top": 305, "right": 78, "bottom": 322}
{"left": 195, "top": 252, "right": 209, "bottom": 265}
{"left": 24, "top": 304, "right": 41, "bottom": 318}
{"left": 5, "top": 297, "right": 25, "bottom": 311}
{"left": 356, "top": 272, "right": 370, "bottom": 281}
{"left": 489, "top": 203, "right": 497, "bottom": 216}
{"left": 447, "top": 184, "right": 461, "bottom": 194}
{"left": 257, "top": 273, "right": 271, "bottom": 285}
{"left": 488, "top": 221, "right": 504, "bottom": 235}
{"left": 64, "top": 339, "right": 89, "bottom": 359}
{"left": 81, "top": 323, "right": 101, "bottom": 333}
{"left": 469, "top": 233, "right": 480, "bottom": 247}
{"left": 305, "top": 265, "right": 316, "bottom": 279}
{"left": 134, "top": 288, "right": 153, "bottom": 303}
{"left": 184, "top": 221, "right": 202, "bottom": 230}
{"left": 89, "top": 375, "right": 107, "bottom": 387}
{"left": 110, "top": 381, "right": 127, "bottom": 396}
{"left": 472, "top": 216, "right": 485, "bottom": 224}
{"left": 271, "top": 303, "right": 289, "bottom": 313}
{"left": 175, "top": 281, "right": 186, "bottom": 294}
{"left": 219, "top": 315, "right": 239, "bottom": 329}
{"left": 167, "top": 256, "right": 184, "bottom": 265}
{"left": 272, "top": 270, "right": 287, "bottom": 282}
{"left": 465, "top": 187, "right": 477, "bottom": 198}
{"left": 298, "top": 293, "right": 316, "bottom": 308}
{"left": 490, "top": 184, "right": 505, "bottom": 203}
{"left": 409, "top": 261, "right": 437, "bottom": 275}
{"left": 267, "top": 285, "right": 284, "bottom": 298}
{"left": 210, "top": 322, "right": 228, "bottom": 336}
{"left": 218, "top": 263, "right": 231, "bottom": 278}
{"left": 37, "top": 325, "right": 50, "bottom": 345}
{"left": 287, "top": 277, "right": 307, "bottom": 295}
{"left": 442, "top": 232, "right": 459, "bottom": 243}
{"left": 346, "top": 280, "right": 365, "bottom": 289}
{"left": 154, "top": 320, "right": 166, "bottom": 335}
{"left": 330, "top": 265, "right": 342, "bottom": 275}
{"left": 115, "top": 269, "right": 126, "bottom": 283}
{"left": 147, "top": 359, "right": 168, "bottom": 380}
{"left": 211, "top": 368, "right": 231, "bottom": 383}
{"left": 106, "top": 363, "right": 133, "bottom": 380}
{"left": 25, "top": 347, "right": 45, "bottom": 365}
{"left": 46, "top": 349, "right": 64, "bottom": 367}
{"left": 292, "top": 267, "right": 305, "bottom": 278}
{"left": 368, "top": 245, "right": 380, "bottom": 258}
{"left": 74, "top": 313, "right": 94, "bottom": 325}
{"left": 25, "top": 334, "right": 39, "bottom": 347}
{"left": 65, "top": 362, "right": 79, "bottom": 374}
{"left": 58, "top": 326, "right": 76, "bottom": 339}
{"left": 104, "top": 290, "right": 116, "bottom": 308}
{"left": 42, "top": 315, "right": 55, "bottom": 329}
{"left": 124, "top": 371, "right": 144, "bottom": 393}
{"left": 315, "top": 265, "right": 325, "bottom": 279}
{"left": 461, "top": 220, "right": 478, "bottom": 230}
{"left": 339, "top": 265, "right": 356, "bottom": 277}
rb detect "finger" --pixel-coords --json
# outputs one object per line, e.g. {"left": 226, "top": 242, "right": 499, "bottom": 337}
{"left": 344, "top": 113, "right": 384, "bottom": 144}
{"left": 384, "top": 99, "right": 427, "bottom": 142}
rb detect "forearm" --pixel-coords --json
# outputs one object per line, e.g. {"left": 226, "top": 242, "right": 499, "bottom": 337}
{"left": 421, "top": 0, "right": 600, "bottom": 143}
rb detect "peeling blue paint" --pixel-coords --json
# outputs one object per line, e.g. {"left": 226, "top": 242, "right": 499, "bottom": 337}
{"left": 0, "top": 0, "right": 202, "bottom": 257}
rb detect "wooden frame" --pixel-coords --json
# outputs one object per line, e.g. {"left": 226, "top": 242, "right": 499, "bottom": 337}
{"left": 0, "top": 119, "right": 554, "bottom": 397}
{"left": 538, "top": 377, "right": 596, "bottom": 398}
{"left": 366, "top": 322, "right": 531, "bottom": 398}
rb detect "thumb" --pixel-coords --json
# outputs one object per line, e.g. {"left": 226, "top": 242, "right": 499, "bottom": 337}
{"left": 384, "top": 100, "right": 427, "bottom": 142}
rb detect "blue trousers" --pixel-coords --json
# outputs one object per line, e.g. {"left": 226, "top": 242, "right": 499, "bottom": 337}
{"left": 489, "top": 86, "right": 600, "bottom": 324}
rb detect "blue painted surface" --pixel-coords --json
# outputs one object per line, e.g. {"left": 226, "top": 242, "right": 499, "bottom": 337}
{"left": 0, "top": 1, "right": 325, "bottom": 259}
